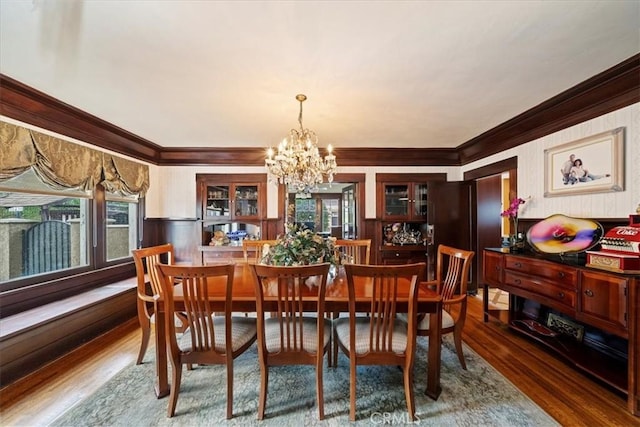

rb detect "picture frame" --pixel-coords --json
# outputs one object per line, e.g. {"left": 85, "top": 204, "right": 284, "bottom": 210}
{"left": 544, "top": 127, "right": 624, "bottom": 197}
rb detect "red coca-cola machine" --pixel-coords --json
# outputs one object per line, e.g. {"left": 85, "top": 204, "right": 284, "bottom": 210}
{"left": 586, "top": 214, "right": 640, "bottom": 273}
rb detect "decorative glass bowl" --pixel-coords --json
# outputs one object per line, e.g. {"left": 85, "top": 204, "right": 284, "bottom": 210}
{"left": 526, "top": 214, "right": 603, "bottom": 255}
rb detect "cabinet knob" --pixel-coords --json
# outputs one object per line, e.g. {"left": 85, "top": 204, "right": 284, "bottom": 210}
{"left": 395, "top": 253, "right": 400, "bottom": 257}
{"left": 514, "top": 278, "right": 521, "bottom": 285}
{"left": 584, "top": 289, "right": 594, "bottom": 297}
{"left": 558, "top": 292, "right": 565, "bottom": 299}
{"left": 558, "top": 272, "right": 565, "bottom": 278}
{"left": 514, "top": 262, "right": 522, "bottom": 268}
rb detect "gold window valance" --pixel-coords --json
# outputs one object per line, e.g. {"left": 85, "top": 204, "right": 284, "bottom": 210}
{"left": 0, "top": 121, "right": 149, "bottom": 196}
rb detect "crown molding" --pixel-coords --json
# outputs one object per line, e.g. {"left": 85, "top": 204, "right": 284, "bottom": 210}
{"left": 458, "top": 53, "right": 640, "bottom": 164}
{"left": 0, "top": 74, "right": 162, "bottom": 163}
{"left": 2, "top": 53, "right": 638, "bottom": 167}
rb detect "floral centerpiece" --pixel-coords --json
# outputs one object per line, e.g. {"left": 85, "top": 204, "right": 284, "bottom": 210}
{"left": 261, "top": 223, "right": 337, "bottom": 267}
{"left": 501, "top": 197, "right": 526, "bottom": 251}
{"left": 501, "top": 197, "right": 526, "bottom": 232}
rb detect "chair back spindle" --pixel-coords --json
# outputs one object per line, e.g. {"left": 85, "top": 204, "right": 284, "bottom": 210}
{"left": 335, "top": 239, "right": 371, "bottom": 265}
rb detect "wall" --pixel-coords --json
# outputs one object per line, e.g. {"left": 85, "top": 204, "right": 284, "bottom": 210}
{"left": 462, "top": 103, "right": 639, "bottom": 219}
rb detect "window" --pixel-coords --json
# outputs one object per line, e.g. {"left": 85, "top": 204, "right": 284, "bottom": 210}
{"left": 0, "top": 120, "right": 150, "bottom": 314}
{"left": 105, "top": 194, "right": 139, "bottom": 261}
{"left": 0, "top": 192, "right": 90, "bottom": 282}
{"left": 321, "top": 199, "right": 339, "bottom": 233}
{"left": 0, "top": 170, "right": 142, "bottom": 290}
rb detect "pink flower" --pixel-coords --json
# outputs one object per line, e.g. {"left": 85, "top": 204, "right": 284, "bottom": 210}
{"left": 501, "top": 197, "right": 525, "bottom": 219}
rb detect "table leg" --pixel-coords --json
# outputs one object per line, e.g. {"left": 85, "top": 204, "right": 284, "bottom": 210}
{"left": 425, "top": 307, "right": 442, "bottom": 400}
{"left": 154, "top": 305, "right": 170, "bottom": 398}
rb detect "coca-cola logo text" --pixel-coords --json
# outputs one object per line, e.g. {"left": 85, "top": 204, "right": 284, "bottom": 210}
{"left": 615, "top": 227, "right": 639, "bottom": 236}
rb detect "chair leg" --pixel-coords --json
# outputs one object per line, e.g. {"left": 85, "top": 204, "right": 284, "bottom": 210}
{"left": 316, "top": 354, "right": 325, "bottom": 420}
{"left": 349, "top": 356, "right": 357, "bottom": 421}
{"left": 226, "top": 361, "right": 233, "bottom": 419}
{"left": 167, "top": 360, "right": 183, "bottom": 417}
{"left": 136, "top": 319, "right": 151, "bottom": 365}
{"left": 453, "top": 327, "right": 467, "bottom": 370}
{"left": 257, "top": 364, "right": 268, "bottom": 420}
{"left": 403, "top": 363, "right": 416, "bottom": 421}
{"left": 332, "top": 311, "right": 339, "bottom": 367}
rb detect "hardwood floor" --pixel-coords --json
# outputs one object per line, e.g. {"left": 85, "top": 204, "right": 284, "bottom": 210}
{"left": 0, "top": 296, "right": 637, "bottom": 426}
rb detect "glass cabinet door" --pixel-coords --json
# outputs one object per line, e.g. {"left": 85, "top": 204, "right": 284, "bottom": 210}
{"left": 233, "top": 185, "right": 259, "bottom": 218}
{"left": 342, "top": 185, "right": 356, "bottom": 239}
{"left": 413, "top": 184, "right": 428, "bottom": 219}
{"left": 205, "top": 185, "right": 230, "bottom": 218}
{"left": 383, "top": 184, "right": 410, "bottom": 218}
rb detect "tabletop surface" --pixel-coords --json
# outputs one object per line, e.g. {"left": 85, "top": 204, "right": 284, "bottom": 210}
{"left": 171, "top": 262, "right": 441, "bottom": 305}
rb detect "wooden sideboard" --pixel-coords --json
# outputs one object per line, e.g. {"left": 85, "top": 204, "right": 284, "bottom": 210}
{"left": 482, "top": 248, "right": 639, "bottom": 416}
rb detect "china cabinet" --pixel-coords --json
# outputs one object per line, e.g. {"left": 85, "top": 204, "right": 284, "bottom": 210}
{"left": 202, "top": 183, "right": 262, "bottom": 221}
{"left": 380, "top": 182, "right": 428, "bottom": 221}
{"left": 195, "top": 174, "right": 267, "bottom": 263}
{"left": 482, "top": 248, "right": 639, "bottom": 416}
{"left": 373, "top": 174, "right": 472, "bottom": 281}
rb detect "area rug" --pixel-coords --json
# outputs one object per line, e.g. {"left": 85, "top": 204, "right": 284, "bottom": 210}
{"left": 51, "top": 337, "right": 558, "bottom": 426}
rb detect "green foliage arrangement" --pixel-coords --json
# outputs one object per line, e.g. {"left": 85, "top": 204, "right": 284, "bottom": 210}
{"left": 261, "top": 223, "right": 337, "bottom": 266}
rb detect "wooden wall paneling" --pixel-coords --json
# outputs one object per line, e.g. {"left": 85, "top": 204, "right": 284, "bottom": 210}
{"left": 430, "top": 181, "right": 472, "bottom": 251}
{"left": 160, "top": 219, "right": 199, "bottom": 264}
{"left": 142, "top": 218, "right": 164, "bottom": 248}
{"left": 362, "top": 218, "right": 379, "bottom": 263}
{"left": 260, "top": 219, "right": 278, "bottom": 241}
{"left": 0, "top": 287, "right": 136, "bottom": 386}
{"left": 0, "top": 263, "right": 135, "bottom": 318}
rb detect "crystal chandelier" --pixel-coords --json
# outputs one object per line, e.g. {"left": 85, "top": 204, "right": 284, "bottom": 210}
{"left": 265, "top": 94, "right": 337, "bottom": 193}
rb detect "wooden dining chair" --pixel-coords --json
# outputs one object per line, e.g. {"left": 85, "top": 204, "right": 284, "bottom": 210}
{"left": 131, "top": 243, "right": 189, "bottom": 365}
{"left": 334, "top": 239, "right": 371, "bottom": 265}
{"left": 250, "top": 263, "right": 331, "bottom": 420}
{"left": 335, "top": 262, "right": 425, "bottom": 421}
{"left": 155, "top": 263, "right": 257, "bottom": 419}
{"left": 331, "top": 238, "right": 372, "bottom": 365}
{"left": 413, "top": 244, "right": 475, "bottom": 369}
{"left": 242, "top": 239, "right": 277, "bottom": 263}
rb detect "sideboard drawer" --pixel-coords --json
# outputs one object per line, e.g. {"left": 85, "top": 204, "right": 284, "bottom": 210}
{"left": 503, "top": 270, "right": 576, "bottom": 311}
{"left": 505, "top": 255, "right": 577, "bottom": 289}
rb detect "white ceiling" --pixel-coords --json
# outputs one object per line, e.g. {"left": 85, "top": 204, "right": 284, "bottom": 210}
{"left": 1, "top": 1, "right": 638, "bottom": 151}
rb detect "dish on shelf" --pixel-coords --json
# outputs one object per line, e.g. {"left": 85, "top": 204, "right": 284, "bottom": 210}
{"left": 526, "top": 214, "right": 603, "bottom": 254}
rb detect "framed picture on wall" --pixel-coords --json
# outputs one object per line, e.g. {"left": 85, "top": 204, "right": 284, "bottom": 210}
{"left": 544, "top": 127, "right": 624, "bottom": 197}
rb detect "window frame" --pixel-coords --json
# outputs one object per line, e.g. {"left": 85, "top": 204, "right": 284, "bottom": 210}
{"left": 0, "top": 184, "right": 142, "bottom": 316}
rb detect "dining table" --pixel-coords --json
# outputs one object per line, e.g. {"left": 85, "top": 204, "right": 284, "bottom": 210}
{"left": 152, "top": 262, "right": 443, "bottom": 401}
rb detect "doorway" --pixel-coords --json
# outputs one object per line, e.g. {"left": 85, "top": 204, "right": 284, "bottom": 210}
{"left": 464, "top": 156, "right": 518, "bottom": 291}
{"left": 281, "top": 173, "right": 366, "bottom": 240}
{"left": 287, "top": 183, "right": 357, "bottom": 239}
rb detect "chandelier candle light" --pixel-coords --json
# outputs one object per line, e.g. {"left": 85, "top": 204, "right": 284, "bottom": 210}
{"left": 265, "top": 94, "right": 337, "bottom": 194}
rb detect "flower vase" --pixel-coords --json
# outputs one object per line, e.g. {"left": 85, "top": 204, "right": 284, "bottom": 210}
{"left": 509, "top": 232, "right": 525, "bottom": 253}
